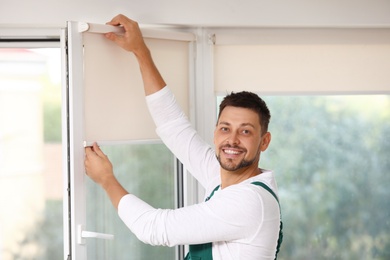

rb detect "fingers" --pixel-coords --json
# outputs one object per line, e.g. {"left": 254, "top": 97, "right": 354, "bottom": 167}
{"left": 106, "top": 14, "right": 131, "bottom": 26}
{"left": 85, "top": 142, "right": 106, "bottom": 158}
{"left": 104, "top": 32, "right": 117, "bottom": 40}
{"left": 106, "top": 14, "right": 121, "bottom": 26}
{"left": 104, "top": 32, "right": 125, "bottom": 48}
{"left": 104, "top": 14, "right": 126, "bottom": 44}
{"left": 104, "top": 15, "right": 136, "bottom": 51}
{"left": 106, "top": 14, "right": 138, "bottom": 34}
{"left": 84, "top": 143, "right": 112, "bottom": 180}
{"left": 105, "top": 14, "right": 142, "bottom": 38}
{"left": 85, "top": 145, "right": 94, "bottom": 157}
{"left": 92, "top": 142, "right": 106, "bottom": 157}
{"left": 104, "top": 14, "right": 148, "bottom": 58}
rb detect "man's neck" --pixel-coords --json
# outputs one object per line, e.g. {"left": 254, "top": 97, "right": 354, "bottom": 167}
{"left": 220, "top": 166, "right": 261, "bottom": 189}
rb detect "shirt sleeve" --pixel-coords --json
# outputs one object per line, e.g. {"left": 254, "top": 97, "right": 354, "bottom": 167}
{"left": 117, "top": 184, "right": 279, "bottom": 247}
{"left": 145, "top": 86, "right": 219, "bottom": 188}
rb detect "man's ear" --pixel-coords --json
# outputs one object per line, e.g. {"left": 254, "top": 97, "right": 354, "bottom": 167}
{"left": 260, "top": 132, "right": 271, "bottom": 151}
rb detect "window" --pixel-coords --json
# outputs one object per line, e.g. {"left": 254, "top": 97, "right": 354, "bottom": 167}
{"left": 263, "top": 94, "right": 390, "bottom": 259}
{"left": 212, "top": 27, "right": 390, "bottom": 259}
{"left": 64, "top": 22, "right": 193, "bottom": 259}
{"left": 85, "top": 143, "right": 176, "bottom": 259}
{"left": 217, "top": 94, "right": 390, "bottom": 259}
{"left": 0, "top": 47, "right": 63, "bottom": 259}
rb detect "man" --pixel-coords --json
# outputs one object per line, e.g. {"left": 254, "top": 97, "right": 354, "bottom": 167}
{"left": 85, "top": 14, "right": 282, "bottom": 260}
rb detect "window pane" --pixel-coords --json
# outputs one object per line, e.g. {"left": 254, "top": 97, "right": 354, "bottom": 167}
{"left": 225, "top": 94, "right": 389, "bottom": 259}
{"left": 217, "top": 94, "right": 390, "bottom": 258}
{"left": 86, "top": 143, "right": 176, "bottom": 259}
{"left": 0, "top": 48, "right": 63, "bottom": 259}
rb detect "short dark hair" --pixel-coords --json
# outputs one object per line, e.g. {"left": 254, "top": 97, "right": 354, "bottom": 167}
{"left": 218, "top": 91, "right": 271, "bottom": 135}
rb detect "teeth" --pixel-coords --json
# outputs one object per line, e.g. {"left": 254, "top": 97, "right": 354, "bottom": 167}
{"left": 224, "top": 149, "right": 240, "bottom": 155}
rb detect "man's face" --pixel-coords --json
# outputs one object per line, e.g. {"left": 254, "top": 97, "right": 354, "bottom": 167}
{"left": 214, "top": 106, "right": 270, "bottom": 172}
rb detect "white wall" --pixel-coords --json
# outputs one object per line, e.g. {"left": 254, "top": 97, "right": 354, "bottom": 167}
{"left": 0, "top": 0, "right": 390, "bottom": 28}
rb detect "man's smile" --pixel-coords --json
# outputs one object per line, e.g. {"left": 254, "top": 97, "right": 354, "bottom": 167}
{"left": 223, "top": 149, "right": 241, "bottom": 155}
{"left": 221, "top": 146, "right": 246, "bottom": 158}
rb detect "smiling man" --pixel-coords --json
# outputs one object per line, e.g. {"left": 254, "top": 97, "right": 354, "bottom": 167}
{"left": 84, "top": 14, "right": 282, "bottom": 260}
{"left": 215, "top": 93, "right": 272, "bottom": 188}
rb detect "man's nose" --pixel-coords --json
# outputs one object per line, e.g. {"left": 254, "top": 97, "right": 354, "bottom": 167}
{"left": 227, "top": 131, "right": 240, "bottom": 146}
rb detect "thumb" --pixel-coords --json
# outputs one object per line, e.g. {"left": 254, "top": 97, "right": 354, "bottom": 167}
{"left": 105, "top": 32, "right": 128, "bottom": 51}
{"left": 92, "top": 142, "right": 106, "bottom": 157}
{"left": 105, "top": 32, "right": 121, "bottom": 42}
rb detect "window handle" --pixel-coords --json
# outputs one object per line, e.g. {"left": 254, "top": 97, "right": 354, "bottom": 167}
{"left": 77, "top": 224, "right": 114, "bottom": 245}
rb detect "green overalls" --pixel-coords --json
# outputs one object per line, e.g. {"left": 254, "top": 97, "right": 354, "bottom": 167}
{"left": 184, "top": 182, "right": 283, "bottom": 260}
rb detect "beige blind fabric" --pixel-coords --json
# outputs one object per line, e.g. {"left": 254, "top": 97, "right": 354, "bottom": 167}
{"left": 214, "top": 29, "right": 390, "bottom": 94}
{"left": 83, "top": 32, "right": 189, "bottom": 143}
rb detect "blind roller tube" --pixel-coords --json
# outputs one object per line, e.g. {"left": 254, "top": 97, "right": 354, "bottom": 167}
{"left": 78, "top": 22, "right": 195, "bottom": 41}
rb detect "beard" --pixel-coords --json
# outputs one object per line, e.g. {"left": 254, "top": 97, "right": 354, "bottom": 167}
{"left": 216, "top": 145, "right": 259, "bottom": 171}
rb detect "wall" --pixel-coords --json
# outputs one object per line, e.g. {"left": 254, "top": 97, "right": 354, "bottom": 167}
{"left": 0, "top": 0, "right": 390, "bottom": 28}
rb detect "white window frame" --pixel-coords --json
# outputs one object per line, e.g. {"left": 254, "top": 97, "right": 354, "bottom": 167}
{"left": 63, "top": 21, "right": 198, "bottom": 259}
{"left": 0, "top": 29, "right": 68, "bottom": 259}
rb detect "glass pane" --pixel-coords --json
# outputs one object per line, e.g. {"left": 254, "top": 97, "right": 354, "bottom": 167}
{"left": 0, "top": 48, "right": 63, "bottom": 259}
{"left": 86, "top": 143, "right": 176, "bottom": 259}
{"left": 217, "top": 94, "right": 390, "bottom": 259}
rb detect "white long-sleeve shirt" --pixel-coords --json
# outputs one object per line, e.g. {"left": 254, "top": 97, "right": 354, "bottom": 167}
{"left": 118, "top": 86, "right": 281, "bottom": 260}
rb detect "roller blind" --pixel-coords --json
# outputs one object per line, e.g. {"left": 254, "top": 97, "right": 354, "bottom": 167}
{"left": 83, "top": 30, "right": 192, "bottom": 144}
{"left": 213, "top": 28, "right": 390, "bottom": 94}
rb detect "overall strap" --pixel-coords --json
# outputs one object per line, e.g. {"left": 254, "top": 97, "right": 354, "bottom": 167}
{"left": 251, "top": 181, "right": 283, "bottom": 260}
{"left": 251, "top": 181, "right": 279, "bottom": 203}
{"left": 205, "top": 185, "right": 220, "bottom": 201}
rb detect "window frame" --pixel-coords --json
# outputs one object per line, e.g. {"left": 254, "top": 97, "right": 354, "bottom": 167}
{"left": 64, "top": 21, "right": 197, "bottom": 259}
{"left": 0, "top": 31, "right": 65, "bottom": 258}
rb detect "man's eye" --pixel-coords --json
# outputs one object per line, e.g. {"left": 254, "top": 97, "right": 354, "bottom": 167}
{"left": 221, "top": 127, "right": 229, "bottom": 132}
{"left": 242, "top": 129, "right": 250, "bottom": 134}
